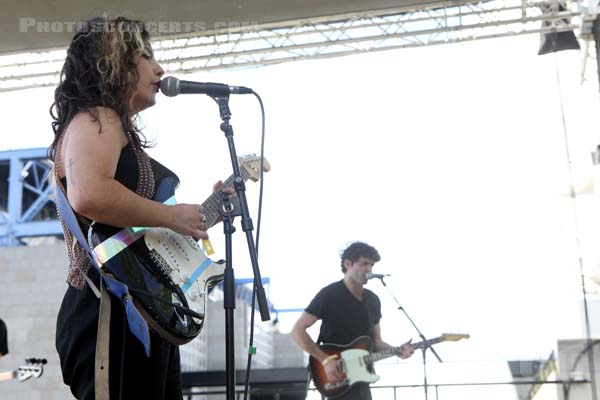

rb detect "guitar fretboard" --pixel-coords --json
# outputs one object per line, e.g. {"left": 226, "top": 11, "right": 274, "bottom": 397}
{"left": 366, "top": 337, "right": 445, "bottom": 363}
{"left": 201, "top": 168, "right": 252, "bottom": 228}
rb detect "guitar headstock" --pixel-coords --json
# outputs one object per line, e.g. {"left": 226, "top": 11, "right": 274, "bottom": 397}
{"left": 16, "top": 358, "right": 46, "bottom": 382}
{"left": 440, "top": 333, "right": 470, "bottom": 342}
{"left": 239, "top": 155, "right": 271, "bottom": 182}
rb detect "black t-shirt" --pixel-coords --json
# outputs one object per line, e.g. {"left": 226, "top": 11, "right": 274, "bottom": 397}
{"left": 0, "top": 319, "right": 8, "bottom": 355}
{"left": 305, "top": 280, "right": 381, "bottom": 346}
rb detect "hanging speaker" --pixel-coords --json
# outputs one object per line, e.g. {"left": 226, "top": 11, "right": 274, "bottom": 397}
{"left": 538, "top": 30, "right": 580, "bottom": 55}
{"left": 538, "top": 3, "right": 580, "bottom": 55}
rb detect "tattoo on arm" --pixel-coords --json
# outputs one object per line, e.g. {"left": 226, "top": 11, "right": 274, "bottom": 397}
{"left": 67, "top": 158, "right": 75, "bottom": 186}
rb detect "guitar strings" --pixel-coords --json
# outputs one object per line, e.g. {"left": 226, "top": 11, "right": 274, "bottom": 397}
{"left": 127, "top": 287, "right": 205, "bottom": 319}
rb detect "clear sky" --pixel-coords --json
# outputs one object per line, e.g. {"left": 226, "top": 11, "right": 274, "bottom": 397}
{"left": 2, "top": 31, "right": 599, "bottom": 396}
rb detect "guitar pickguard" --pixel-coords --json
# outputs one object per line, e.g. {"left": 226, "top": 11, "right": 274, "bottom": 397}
{"left": 144, "top": 227, "right": 225, "bottom": 323}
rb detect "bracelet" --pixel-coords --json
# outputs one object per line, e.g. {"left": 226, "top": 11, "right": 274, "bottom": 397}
{"left": 321, "top": 354, "right": 338, "bottom": 367}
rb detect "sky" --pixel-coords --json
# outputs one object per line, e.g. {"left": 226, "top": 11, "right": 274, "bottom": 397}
{"left": 2, "top": 32, "right": 600, "bottom": 397}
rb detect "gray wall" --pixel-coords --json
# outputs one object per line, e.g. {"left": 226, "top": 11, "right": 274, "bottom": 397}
{"left": 0, "top": 243, "right": 74, "bottom": 400}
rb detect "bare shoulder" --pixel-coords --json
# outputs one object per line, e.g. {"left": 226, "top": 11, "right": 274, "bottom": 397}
{"left": 61, "top": 107, "right": 130, "bottom": 182}
{"left": 68, "top": 107, "right": 125, "bottom": 140}
{"left": 94, "top": 106, "right": 123, "bottom": 128}
{"left": 62, "top": 107, "right": 128, "bottom": 167}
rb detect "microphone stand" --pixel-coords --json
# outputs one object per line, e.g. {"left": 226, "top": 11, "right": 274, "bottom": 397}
{"left": 210, "top": 94, "right": 271, "bottom": 400}
{"left": 377, "top": 277, "right": 442, "bottom": 400}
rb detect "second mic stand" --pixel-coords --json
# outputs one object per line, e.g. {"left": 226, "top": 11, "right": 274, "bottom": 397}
{"left": 378, "top": 277, "right": 442, "bottom": 400}
{"left": 211, "top": 94, "right": 271, "bottom": 400}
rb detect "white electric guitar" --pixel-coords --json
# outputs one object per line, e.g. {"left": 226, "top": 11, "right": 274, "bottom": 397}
{"left": 310, "top": 333, "right": 469, "bottom": 398}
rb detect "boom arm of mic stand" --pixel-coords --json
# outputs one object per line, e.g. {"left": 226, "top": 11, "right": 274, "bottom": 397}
{"left": 379, "top": 277, "right": 440, "bottom": 400}
{"left": 379, "top": 278, "right": 442, "bottom": 362}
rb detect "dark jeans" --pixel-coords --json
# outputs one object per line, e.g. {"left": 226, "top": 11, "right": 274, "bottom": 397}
{"left": 323, "top": 383, "right": 372, "bottom": 400}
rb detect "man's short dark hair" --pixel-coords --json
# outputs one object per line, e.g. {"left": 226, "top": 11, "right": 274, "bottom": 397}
{"left": 340, "top": 242, "right": 381, "bottom": 273}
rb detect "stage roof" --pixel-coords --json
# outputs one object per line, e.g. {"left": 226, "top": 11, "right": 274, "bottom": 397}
{"left": 1, "top": 0, "right": 473, "bottom": 55}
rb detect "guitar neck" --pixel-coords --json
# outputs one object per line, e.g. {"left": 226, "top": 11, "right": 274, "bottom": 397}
{"left": 368, "top": 336, "right": 446, "bottom": 363}
{"left": 201, "top": 169, "right": 252, "bottom": 228}
{"left": 412, "top": 336, "right": 445, "bottom": 351}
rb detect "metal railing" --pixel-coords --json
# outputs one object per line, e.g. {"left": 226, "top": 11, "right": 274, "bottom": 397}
{"left": 182, "top": 378, "right": 592, "bottom": 399}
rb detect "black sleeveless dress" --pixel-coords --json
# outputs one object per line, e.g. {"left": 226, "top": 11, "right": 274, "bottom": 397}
{"left": 55, "top": 144, "right": 184, "bottom": 400}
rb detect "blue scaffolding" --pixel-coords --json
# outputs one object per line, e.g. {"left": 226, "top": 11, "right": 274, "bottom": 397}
{"left": 0, "top": 147, "right": 61, "bottom": 246}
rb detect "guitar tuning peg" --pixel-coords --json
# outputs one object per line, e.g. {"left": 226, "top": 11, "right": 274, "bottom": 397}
{"left": 24, "top": 357, "right": 47, "bottom": 365}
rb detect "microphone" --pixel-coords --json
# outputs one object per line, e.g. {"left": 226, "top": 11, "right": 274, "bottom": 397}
{"left": 160, "top": 76, "right": 253, "bottom": 97}
{"left": 366, "top": 273, "right": 391, "bottom": 280}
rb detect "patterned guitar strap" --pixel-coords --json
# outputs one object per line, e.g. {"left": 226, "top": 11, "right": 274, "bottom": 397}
{"left": 54, "top": 186, "right": 151, "bottom": 400}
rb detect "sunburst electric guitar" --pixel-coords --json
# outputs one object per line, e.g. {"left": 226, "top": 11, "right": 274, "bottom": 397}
{"left": 310, "top": 333, "right": 469, "bottom": 398}
{"left": 88, "top": 155, "right": 270, "bottom": 345}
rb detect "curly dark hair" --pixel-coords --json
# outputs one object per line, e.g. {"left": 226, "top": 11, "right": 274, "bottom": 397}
{"left": 340, "top": 241, "right": 381, "bottom": 273}
{"left": 48, "top": 16, "right": 151, "bottom": 161}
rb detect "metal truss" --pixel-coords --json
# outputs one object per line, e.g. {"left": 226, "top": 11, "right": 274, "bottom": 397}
{"left": 0, "top": 0, "right": 598, "bottom": 242}
{"left": 0, "top": 148, "right": 61, "bottom": 245}
{"left": 0, "top": 0, "right": 598, "bottom": 92}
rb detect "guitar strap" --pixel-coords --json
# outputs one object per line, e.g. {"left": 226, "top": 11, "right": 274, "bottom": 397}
{"left": 55, "top": 187, "right": 152, "bottom": 398}
{"left": 95, "top": 278, "right": 111, "bottom": 400}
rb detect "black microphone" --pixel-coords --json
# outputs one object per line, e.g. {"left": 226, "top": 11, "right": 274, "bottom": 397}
{"left": 160, "top": 76, "right": 252, "bottom": 97}
{"left": 366, "top": 273, "right": 391, "bottom": 280}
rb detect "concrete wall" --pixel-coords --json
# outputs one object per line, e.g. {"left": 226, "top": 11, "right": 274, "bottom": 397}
{"left": 0, "top": 243, "right": 74, "bottom": 400}
{"left": 204, "top": 288, "right": 277, "bottom": 371}
{"left": 273, "top": 334, "right": 305, "bottom": 368}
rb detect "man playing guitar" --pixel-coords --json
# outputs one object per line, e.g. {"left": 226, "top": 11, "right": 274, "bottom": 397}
{"left": 291, "top": 242, "right": 414, "bottom": 399}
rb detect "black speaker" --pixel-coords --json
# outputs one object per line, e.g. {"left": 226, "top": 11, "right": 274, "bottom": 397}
{"left": 538, "top": 30, "right": 580, "bottom": 55}
{"left": 538, "top": 3, "right": 580, "bottom": 55}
